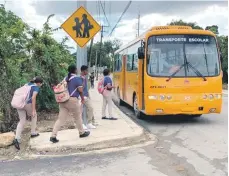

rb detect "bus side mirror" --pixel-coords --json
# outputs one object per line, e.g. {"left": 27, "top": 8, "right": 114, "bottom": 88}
{"left": 138, "top": 47, "right": 144, "bottom": 59}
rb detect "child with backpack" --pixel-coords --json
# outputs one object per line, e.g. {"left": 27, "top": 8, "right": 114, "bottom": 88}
{"left": 98, "top": 69, "right": 117, "bottom": 120}
{"left": 11, "top": 77, "right": 43, "bottom": 150}
{"left": 50, "top": 64, "right": 90, "bottom": 143}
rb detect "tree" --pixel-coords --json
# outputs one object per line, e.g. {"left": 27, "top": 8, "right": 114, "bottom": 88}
{"left": 168, "top": 19, "right": 203, "bottom": 29}
{"left": 0, "top": 6, "right": 75, "bottom": 132}
{"left": 218, "top": 35, "right": 228, "bottom": 83}
{"left": 87, "top": 39, "right": 122, "bottom": 69}
{"left": 205, "top": 25, "right": 219, "bottom": 35}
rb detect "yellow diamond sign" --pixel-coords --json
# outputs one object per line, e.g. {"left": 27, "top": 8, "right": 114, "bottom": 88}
{"left": 61, "top": 6, "right": 101, "bottom": 47}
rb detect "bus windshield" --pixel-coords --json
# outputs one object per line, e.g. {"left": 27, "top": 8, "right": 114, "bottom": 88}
{"left": 147, "top": 35, "right": 220, "bottom": 77}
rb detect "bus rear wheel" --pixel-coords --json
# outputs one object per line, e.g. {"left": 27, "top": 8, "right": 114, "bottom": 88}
{"left": 133, "top": 95, "right": 143, "bottom": 119}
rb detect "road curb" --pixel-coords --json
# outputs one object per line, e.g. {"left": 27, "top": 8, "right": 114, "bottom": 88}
{"left": 30, "top": 129, "right": 155, "bottom": 154}
{"left": 29, "top": 101, "right": 156, "bottom": 154}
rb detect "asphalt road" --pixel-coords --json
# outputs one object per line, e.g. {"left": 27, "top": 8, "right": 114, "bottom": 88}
{"left": 0, "top": 96, "right": 227, "bottom": 176}
{"left": 119, "top": 95, "right": 228, "bottom": 176}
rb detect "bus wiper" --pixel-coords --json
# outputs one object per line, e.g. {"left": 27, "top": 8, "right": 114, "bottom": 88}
{"left": 203, "top": 43, "right": 209, "bottom": 76}
{"left": 166, "top": 62, "right": 207, "bottom": 82}
{"left": 166, "top": 63, "right": 186, "bottom": 82}
{"left": 187, "top": 62, "right": 207, "bottom": 81}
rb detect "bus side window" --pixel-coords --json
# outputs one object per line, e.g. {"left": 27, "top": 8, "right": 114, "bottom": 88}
{"left": 133, "top": 54, "right": 138, "bottom": 71}
{"left": 127, "top": 54, "right": 133, "bottom": 71}
{"left": 119, "top": 55, "right": 122, "bottom": 71}
{"left": 114, "top": 60, "right": 117, "bottom": 71}
{"left": 117, "top": 59, "right": 119, "bottom": 71}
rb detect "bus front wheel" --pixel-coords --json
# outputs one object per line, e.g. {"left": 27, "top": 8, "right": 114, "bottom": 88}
{"left": 191, "top": 114, "right": 202, "bottom": 118}
{"left": 117, "top": 88, "right": 124, "bottom": 106}
{"left": 133, "top": 95, "right": 143, "bottom": 119}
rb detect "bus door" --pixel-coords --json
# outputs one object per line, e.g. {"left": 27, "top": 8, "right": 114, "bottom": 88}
{"left": 122, "top": 55, "right": 127, "bottom": 101}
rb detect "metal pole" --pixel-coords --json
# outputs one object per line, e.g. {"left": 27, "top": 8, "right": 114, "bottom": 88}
{"left": 88, "top": 38, "right": 94, "bottom": 72}
{"left": 137, "top": 11, "right": 140, "bottom": 37}
{"left": 95, "top": 50, "right": 98, "bottom": 80}
{"left": 98, "top": 26, "right": 103, "bottom": 75}
{"left": 77, "top": 0, "right": 87, "bottom": 127}
{"left": 77, "top": 0, "right": 87, "bottom": 72}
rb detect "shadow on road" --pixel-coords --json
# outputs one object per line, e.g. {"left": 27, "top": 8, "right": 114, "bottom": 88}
{"left": 115, "top": 100, "right": 213, "bottom": 125}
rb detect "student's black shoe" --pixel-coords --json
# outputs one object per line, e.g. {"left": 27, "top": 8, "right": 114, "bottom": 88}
{"left": 31, "top": 133, "right": 40, "bottom": 138}
{"left": 13, "top": 139, "right": 20, "bottom": 150}
{"left": 50, "top": 137, "right": 59, "bottom": 143}
{"left": 109, "top": 117, "right": 118, "bottom": 120}
{"left": 102, "top": 116, "right": 109, "bottom": 120}
{"left": 80, "top": 131, "right": 90, "bottom": 138}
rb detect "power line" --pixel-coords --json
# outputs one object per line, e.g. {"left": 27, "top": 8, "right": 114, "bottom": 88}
{"left": 98, "top": 0, "right": 101, "bottom": 25}
{"left": 108, "top": 1, "right": 132, "bottom": 36}
{"left": 99, "top": 0, "right": 110, "bottom": 27}
{"left": 96, "top": 0, "right": 99, "bottom": 22}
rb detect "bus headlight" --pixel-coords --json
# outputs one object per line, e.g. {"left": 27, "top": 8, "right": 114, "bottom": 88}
{"left": 215, "top": 94, "right": 221, "bottom": 99}
{"left": 167, "top": 95, "right": 172, "bottom": 100}
{"left": 209, "top": 94, "right": 214, "bottom": 100}
{"left": 203, "top": 94, "right": 208, "bottom": 99}
{"left": 148, "top": 95, "right": 157, "bottom": 100}
{"left": 160, "top": 95, "right": 166, "bottom": 101}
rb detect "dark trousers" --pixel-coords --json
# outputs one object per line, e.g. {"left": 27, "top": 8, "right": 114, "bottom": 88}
{"left": 91, "top": 81, "right": 94, "bottom": 88}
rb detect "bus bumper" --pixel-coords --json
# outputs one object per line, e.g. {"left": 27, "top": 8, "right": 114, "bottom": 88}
{"left": 144, "top": 94, "right": 223, "bottom": 115}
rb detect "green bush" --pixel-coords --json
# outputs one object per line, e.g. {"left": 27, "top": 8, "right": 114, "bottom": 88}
{"left": 0, "top": 7, "right": 74, "bottom": 132}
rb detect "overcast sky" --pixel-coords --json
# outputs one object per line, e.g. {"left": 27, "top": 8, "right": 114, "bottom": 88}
{"left": 1, "top": 0, "right": 228, "bottom": 53}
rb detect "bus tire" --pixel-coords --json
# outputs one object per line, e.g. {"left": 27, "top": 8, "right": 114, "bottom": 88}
{"left": 133, "top": 95, "right": 143, "bottom": 119}
{"left": 191, "top": 114, "right": 202, "bottom": 118}
{"left": 117, "top": 88, "right": 124, "bottom": 106}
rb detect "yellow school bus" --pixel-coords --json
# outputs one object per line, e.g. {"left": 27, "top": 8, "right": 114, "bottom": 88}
{"left": 113, "top": 25, "right": 222, "bottom": 118}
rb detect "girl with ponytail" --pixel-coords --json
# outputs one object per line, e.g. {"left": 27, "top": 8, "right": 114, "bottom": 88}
{"left": 50, "top": 64, "right": 90, "bottom": 143}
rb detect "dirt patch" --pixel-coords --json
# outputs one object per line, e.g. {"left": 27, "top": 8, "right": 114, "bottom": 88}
{"left": 0, "top": 113, "right": 77, "bottom": 161}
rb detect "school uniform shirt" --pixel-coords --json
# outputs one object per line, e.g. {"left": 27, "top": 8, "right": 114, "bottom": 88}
{"left": 27, "top": 83, "right": 40, "bottom": 104}
{"left": 81, "top": 75, "right": 89, "bottom": 97}
{"left": 104, "top": 76, "right": 113, "bottom": 91}
{"left": 66, "top": 76, "right": 84, "bottom": 98}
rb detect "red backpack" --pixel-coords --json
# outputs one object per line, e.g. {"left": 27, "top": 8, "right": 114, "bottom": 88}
{"left": 97, "top": 78, "right": 105, "bottom": 94}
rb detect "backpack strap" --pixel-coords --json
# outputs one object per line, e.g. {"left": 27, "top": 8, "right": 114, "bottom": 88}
{"left": 25, "top": 84, "right": 37, "bottom": 103}
{"left": 70, "top": 88, "right": 78, "bottom": 97}
{"left": 68, "top": 75, "right": 82, "bottom": 97}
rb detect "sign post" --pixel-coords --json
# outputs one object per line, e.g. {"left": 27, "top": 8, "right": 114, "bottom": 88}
{"left": 61, "top": 3, "right": 101, "bottom": 128}
{"left": 61, "top": 5, "right": 101, "bottom": 48}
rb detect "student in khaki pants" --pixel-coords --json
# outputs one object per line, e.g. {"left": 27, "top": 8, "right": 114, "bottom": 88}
{"left": 13, "top": 77, "right": 43, "bottom": 150}
{"left": 50, "top": 65, "right": 90, "bottom": 143}
{"left": 80, "top": 65, "right": 96, "bottom": 129}
{"left": 101, "top": 69, "right": 117, "bottom": 120}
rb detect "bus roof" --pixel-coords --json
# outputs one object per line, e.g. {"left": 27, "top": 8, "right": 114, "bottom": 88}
{"left": 114, "top": 25, "right": 215, "bottom": 54}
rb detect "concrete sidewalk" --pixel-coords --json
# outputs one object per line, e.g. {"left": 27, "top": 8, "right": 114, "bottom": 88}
{"left": 223, "top": 90, "right": 228, "bottom": 95}
{"left": 30, "top": 83, "right": 153, "bottom": 152}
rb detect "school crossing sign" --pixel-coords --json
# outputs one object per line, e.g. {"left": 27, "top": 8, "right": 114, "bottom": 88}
{"left": 61, "top": 6, "right": 101, "bottom": 47}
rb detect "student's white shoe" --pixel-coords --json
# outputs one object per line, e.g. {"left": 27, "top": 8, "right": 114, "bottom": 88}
{"left": 83, "top": 124, "right": 89, "bottom": 131}
{"left": 87, "top": 123, "right": 96, "bottom": 129}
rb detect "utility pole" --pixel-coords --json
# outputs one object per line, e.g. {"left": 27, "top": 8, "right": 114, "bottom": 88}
{"left": 77, "top": 0, "right": 87, "bottom": 127}
{"left": 98, "top": 25, "right": 108, "bottom": 77}
{"left": 76, "top": 0, "right": 87, "bottom": 73}
{"left": 88, "top": 37, "right": 94, "bottom": 72}
{"left": 137, "top": 10, "right": 140, "bottom": 37}
{"left": 95, "top": 50, "right": 98, "bottom": 80}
